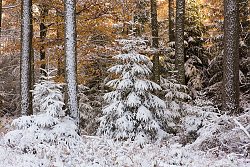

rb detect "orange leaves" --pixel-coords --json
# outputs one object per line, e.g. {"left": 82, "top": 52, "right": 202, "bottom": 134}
{"left": 1, "top": 0, "right": 143, "bottom": 86}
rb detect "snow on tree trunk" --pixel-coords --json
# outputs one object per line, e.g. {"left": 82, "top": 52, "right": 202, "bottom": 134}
{"left": 150, "top": 0, "right": 160, "bottom": 84}
{"left": 98, "top": 30, "right": 167, "bottom": 144}
{"left": 223, "top": 0, "right": 240, "bottom": 114}
{"left": 64, "top": 0, "right": 79, "bottom": 127}
{"left": 175, "top": 0, "right": 185, "bottom": 85}
{"left": 169, "top": 0, "right": 175, "bottom": 42}
{"left": 20, "top": 0, "right": 33, "bottom": 115}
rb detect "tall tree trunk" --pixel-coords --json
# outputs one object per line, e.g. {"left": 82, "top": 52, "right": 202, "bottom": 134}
{"left": 0, "top": 0, "right": 2, "bottom": 36}
{"left": 151, "top": 0, "right": 160, "bottom": 84}
{"left": 64, "top": 0, "right": 79, "bottom": 127}
{"left": 223, "top": 0, "right": 240, "bottom": 114}
{"left": 20, "top": 0, "right": 33, "bottom": 115}
{"left": 169, "top": 0, "right": 175, "bottom": 41}
{"left": 40, "top": 6, "right": 48, "bottom": 77}
{"left": 175, "top": 0, "right": 185, "bottom": 85}
{"left": 56, "top": 11, "right": 65, "bottom": 78}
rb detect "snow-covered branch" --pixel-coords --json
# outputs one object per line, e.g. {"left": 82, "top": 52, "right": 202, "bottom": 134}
{"left": 2, "top": 4, "right": 20, "bottom": 9}
{"left": 233, "top": 118, "right": 250, "bottom": 139}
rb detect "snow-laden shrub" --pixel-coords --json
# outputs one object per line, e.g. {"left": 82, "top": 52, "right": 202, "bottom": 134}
{"left": 161, "top": 77, "right": 217, "bottom": 143}
{"left": 78, "top": 84, "right": 102, "bottom": 135}
{"left": 1, "top": 136, "right": 249, "bottom": 167}
{"left": 175, "top": 94, "right": 220, "bottom": 145}
{"left": 98, "top": 34, "right": 167, "bottom": 144}
{"left": 2, "top": 73, "right": 83, "bottom": 165}
{"left": 32, "top": 71, "right": 64, "bottom": 115}
{"left": 160, "top": 75, "right": 228, "bottom": 146}
{"left": 161, "top": 77, "right": 191, "bottom": 133}
{"left": 189, "top": 109, "right": 250, "bottom": 157}
{"left": 161, "top": 77, "right": 191, "bottom": 113}
{"left": 176, "top": 93, "right": 249, "bottom": 156}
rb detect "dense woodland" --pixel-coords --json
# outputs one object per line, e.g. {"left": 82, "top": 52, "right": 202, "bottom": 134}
{"left": 0, "top": 0, "right": 249, "bottom": 166}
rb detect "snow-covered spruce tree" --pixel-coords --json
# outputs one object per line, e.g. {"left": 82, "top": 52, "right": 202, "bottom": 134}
{"left": 161, "top": 76, "right": 192, "bottom": 134}
{"left": 98, "top": 34, "right": 167, "bottom": 144}
{"left": 161, "top": 77, "right": 191, "bottom": 132}
{"left": 3, "top": 70, "right": 82, "bottom": 165}
{"left": 161, "top": 75, "right": 221, "bottom": 144}
{"left": 32, "top": 69, "right": 63, "bottom": 114}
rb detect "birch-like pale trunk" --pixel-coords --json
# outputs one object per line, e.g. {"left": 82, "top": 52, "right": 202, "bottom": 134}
{"left": 150, "top": 0, "right": 160, "bottom": 84}
{"left": 175, "top": 0, "right": 185, "bottom": 85}
{"left": 223, "top": 0, "right": 240, "bottom": 114}
{"left": 64, "top": 0, "right": 79, "bottom": 127}
{"left": 20, "top": 0, "right": 33, "bottom": 115}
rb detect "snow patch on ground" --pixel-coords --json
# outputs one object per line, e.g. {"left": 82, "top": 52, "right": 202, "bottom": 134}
{"left": 0, "top": 135, "right": 249, "bottom": 167}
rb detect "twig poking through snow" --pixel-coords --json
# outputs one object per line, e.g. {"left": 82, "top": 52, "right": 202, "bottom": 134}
{"left": 233, "top": 118, "right": 250, "bottom": 139}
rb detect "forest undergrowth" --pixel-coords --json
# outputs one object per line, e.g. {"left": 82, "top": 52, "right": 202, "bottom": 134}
{"left": 0, "top": 91, "right": 249, "bottom": 167}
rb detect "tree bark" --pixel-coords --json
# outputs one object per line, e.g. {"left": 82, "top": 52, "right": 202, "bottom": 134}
{"left": 150, "top": 0, "right": 160, "bottom": 84}
{"left": 40, "top": 6, "right": 48, "bottom": 77}
{"left": 0, "top": 0, "right": 2, "bottom": 36}
{"left": 64, "top": 0, "right": 79, "bottom": 128}
{"left": 175, "top": 0, "right": 185, "bottom": 85}
{"left": 20, "top": 0, "right": 33, "bottom": 115}
{"left": 169, "top": 0, "right": 175, "bottom": 41}
{"left": 223, "top": 0, "right": 240, "bottom": 114}
{"left": 56, "top": 11, "right": 65, "bottom": 78}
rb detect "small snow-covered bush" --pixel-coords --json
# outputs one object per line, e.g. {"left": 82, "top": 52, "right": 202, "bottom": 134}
{"left": 2, "top": 72, "right": 83, "bottom": 165}
{"left": 32, "top": 72, "right": 64, "bottom": 115}
{"left": 1, "top": 136, "right": 249, "bottom": 167}
{"left": 78, "top": 84, "right": 101, "bottom": 135}
{"left": 161, "top": 77, "right": 192, "bottom": 134}
{"left": 189, "top": 109, "right": 250, "bottom": 157}
{"left": 161, "top": 77, "right": 191, "bottom": 117}
{"left": 175, "top": 93, "right": 250, "bottom": 157}
{"left": 161, "top": 77, "right": 219, "bottom": 145}
{"left": 98, "top": 33, "right": 167, "bottom": 144}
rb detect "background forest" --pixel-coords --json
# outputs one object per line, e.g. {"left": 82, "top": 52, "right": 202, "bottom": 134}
{"left": 0, "top": 0, "right": 249, "bottom": 166}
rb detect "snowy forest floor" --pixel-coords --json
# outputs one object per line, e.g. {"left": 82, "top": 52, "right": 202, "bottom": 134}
{"left": 0, "top": 135, "right": 249, "bottom": 167}
{"left": 0, "top": 115, "right": 249, "bottom": 167}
